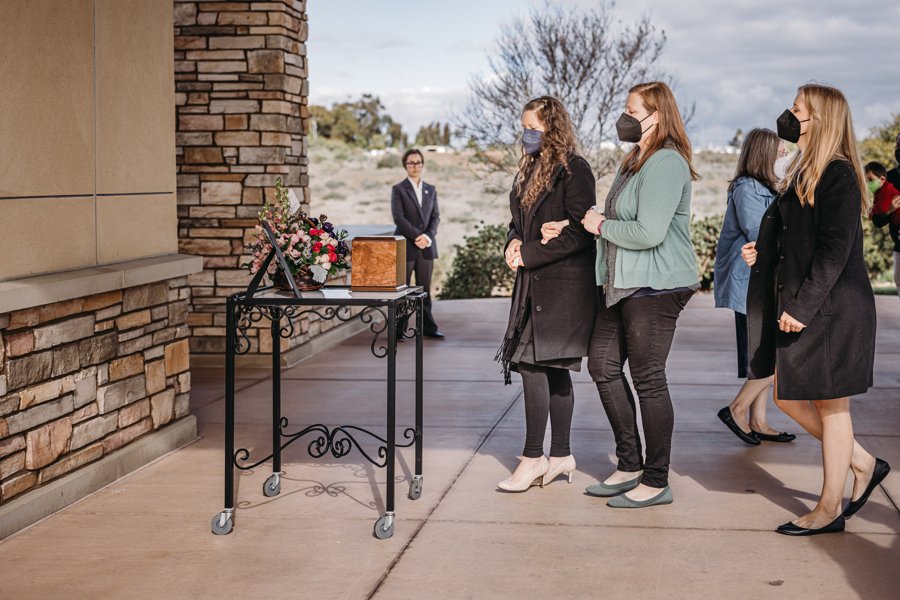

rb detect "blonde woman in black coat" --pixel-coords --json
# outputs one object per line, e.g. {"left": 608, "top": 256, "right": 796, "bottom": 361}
{"left": 742, "top": 84, "right": 890, "bottom": 535}
{"left": 495, "top": 96, "right": 597, "bottom": 492}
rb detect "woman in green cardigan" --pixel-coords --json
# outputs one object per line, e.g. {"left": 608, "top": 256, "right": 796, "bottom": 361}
{"left": 544, "top": 81, "right": 699, "bottom": 508}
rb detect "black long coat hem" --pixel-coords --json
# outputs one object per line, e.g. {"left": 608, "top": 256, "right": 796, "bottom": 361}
{"left": 746, "top": 159, "right": 876, "bottom": 400}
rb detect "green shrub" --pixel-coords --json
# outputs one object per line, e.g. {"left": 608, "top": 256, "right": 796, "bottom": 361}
{"left": 863, "top": 216, "right": 894, "bottom": 283}
{"left": 376, "top": 154, "right": 397, "bottom": 169}
{"left": 690, "top": 214, "right": 724, "bottom": 291}
{"left": 691, "top": 213, "right": 894, "bottom": 291}
{"left": 439, "top": 223, "right": 516, "bottom": 299}
{"left": 440, "top": 213, "right": 892, "bottom": 300}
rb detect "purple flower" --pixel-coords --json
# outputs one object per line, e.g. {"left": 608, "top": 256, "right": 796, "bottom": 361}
{"left": 323, "top": 222, "right": 334, "bottom": 233}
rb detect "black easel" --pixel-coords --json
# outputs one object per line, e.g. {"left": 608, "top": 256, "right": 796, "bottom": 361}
{"left": 245, "top": 221, "right": 302, "bottom": 298}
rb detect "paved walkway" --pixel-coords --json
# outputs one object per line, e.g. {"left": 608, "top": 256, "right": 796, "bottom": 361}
{"left": 0, "top": 294, "right": 897, "bottom": 599}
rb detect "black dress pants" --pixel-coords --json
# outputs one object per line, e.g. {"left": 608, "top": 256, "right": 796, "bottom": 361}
{"left": 587, "top": 289, "right": 692, "bottom": 488}
{"left": 401, "top": 253, "right": 438, "bottom": 336}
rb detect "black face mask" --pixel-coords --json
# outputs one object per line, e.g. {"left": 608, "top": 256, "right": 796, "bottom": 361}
{"left": 616, "top": 112, "right": 654, "bottom": 143}
{"left": 776, "top": 109, "right": 809, "bottom": 143}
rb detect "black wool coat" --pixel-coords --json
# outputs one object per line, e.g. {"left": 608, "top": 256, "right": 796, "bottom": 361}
{"left": 503, "top": 155, "right": 598, "bottom": 363}
{"left": 747, "top": 159, "right": 876, "bottom": 400}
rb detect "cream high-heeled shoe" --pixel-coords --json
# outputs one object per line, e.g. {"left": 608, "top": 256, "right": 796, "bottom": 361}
{"left": 497, "top": 456, "right": 549, "bottom": 492}
{"left": 543, "top": 455, "right": 576, "bottom": 486}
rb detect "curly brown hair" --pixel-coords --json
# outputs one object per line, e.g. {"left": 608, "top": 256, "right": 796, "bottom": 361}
{"left": 515, "top": 96, "right": 580, "bottom": 208}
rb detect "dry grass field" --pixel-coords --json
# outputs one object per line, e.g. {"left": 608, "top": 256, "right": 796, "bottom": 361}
{"left": 308, "top": 141, "right": 739, "bottom": 294}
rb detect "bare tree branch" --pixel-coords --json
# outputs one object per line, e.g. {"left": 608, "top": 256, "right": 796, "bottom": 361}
{"left": 454, "top": 1, "right": 685, "bottom": 180}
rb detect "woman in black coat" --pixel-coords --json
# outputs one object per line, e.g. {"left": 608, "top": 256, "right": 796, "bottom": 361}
{"left": 495, "top": 96, "right": 597, "bottom": 492}
{"left": 742, "top": 84, "right": 890, "bottom": 536}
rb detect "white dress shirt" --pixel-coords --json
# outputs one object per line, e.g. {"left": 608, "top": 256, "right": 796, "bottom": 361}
{"left": 407, "top": 177, "right": 432, "bottom": 247}
{"left": 407, "top": 176, "right": 423, "bottom": 206}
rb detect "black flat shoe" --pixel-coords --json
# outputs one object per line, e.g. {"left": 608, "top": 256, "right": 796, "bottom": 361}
{"left": 424, "top": 331, "right": 445, "bottom": 339}
{"left": 843, "top": 458, "right": 891, "bottom": 518}
{"left": 717, "top": 407, "right": 760, "bottom": 446}
{"left": 776, "top": 515, "right": 845, "bottom": 536}
{"left": 752, "top": 430, "right": 796, "bottom": 443}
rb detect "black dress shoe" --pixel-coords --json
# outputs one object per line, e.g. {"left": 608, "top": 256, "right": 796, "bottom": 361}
{"left": 843, "top": 458, "right": 891, "bottom": 518}
{"left": 424, "top": 331, "right": 445, "bottom": 339}
{"left": 717, "top": 407, "right": 761, "bottom": 445}
{"left": 752, "top": 430, "right": 796, "bottom": 443}
{"left": 776, "top": 515, "right": 845, "bottom": 536}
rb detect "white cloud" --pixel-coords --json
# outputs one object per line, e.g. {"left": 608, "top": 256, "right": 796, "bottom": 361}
{"left": 309, "top": 0, "right": 900, "bottom": 145}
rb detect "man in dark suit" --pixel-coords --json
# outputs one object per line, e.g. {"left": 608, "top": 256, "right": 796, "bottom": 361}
{"left": 391, "top": 148, "right": 443, "bottom": 338}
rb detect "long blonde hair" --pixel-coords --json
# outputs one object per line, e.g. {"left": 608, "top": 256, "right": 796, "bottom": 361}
{"left": 621, "top": 81, "right": 699, "bottom": 181}
{"left": 516, "top": 96, "right": 579, "bottom": 208}
{"left": 779, "top": 84, "right": 869, "bottom": 214}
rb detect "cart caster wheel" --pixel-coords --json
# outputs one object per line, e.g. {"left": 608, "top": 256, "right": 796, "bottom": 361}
{"left": 373, "top": 514, "right": 395, "bottom": 540}
{"left": 408, "top": 477, "right": 423, "bottom": 500}
{"left": 211, "top": 512, "right": 233, "bottom": 535}
{"left": 263, "top": 474, "right": 281, "bottom": 497}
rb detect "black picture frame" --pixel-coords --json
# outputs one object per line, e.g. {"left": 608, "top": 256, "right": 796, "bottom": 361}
{"left": 246, "top": 221, "right": 302, "bottom": 298}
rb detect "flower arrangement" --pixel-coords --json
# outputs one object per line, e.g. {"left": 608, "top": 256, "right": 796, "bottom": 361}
{"left": 244, "top": 178, "right": 350, "bottom": 290}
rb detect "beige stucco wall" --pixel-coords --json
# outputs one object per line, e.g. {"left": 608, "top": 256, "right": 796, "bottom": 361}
{"left": 0, "top": 0, "right": 176, "bottom": 282}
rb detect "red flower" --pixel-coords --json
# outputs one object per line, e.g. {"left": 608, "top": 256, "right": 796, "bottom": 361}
{"left": 312, "top": 241, "right": 323, "bottom": 252}
{"left": 310, "top": 228, "right": 322, "bottom": 236}
{"left": 327, "top": 244, "right": 336, "bottom": 252}
{"left": 328, "top": 252, "right": 338, "bottom": 263}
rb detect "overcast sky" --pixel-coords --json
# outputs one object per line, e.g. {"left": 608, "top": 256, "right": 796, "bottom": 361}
{"left": 307, "top": 0, "right": 900, "bottom": 147}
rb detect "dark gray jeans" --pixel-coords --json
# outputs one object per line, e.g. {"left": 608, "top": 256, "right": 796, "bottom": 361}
{"left": 587, "top": 288, "right": 693, "bottom": 488}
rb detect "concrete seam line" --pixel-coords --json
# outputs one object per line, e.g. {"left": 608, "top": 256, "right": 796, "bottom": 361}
{"left": 366, "top": 388, "right": 524, "bottom": 599}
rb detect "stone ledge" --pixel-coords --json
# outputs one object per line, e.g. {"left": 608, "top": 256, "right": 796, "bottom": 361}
{"left": 0, "top": 254, "right": 204, "bottom": 315}
{"left": 0, "top": 415, "right": 197, "bottom": 541}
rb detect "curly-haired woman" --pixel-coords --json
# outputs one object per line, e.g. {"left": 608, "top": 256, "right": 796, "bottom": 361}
{"left": 742, "top": 84, "right": 890, "bottom": 535}
{"left": 495, "top": 96, "right": 598, "bottom": 492}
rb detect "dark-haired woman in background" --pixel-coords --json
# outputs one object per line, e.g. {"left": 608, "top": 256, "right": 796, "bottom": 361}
{"left": 495, "top": 96, "right": 597, "bottom": 492}
{"left": 714, "top": 128, "right": 795, "bottom": 446}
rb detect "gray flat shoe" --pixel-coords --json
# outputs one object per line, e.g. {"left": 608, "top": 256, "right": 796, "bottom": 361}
{"left": 585, "top": 476, "right": 641, "bottom": 497}
{"left": 607, "top": 486, "right": 673, "bottom": 508}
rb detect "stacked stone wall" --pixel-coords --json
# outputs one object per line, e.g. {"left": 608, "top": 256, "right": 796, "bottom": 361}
{"left": 0, "top": 279, "right": 192, "bottom": 504}
{"left": 175, "top": 1, "right": 345, "bottom": 359}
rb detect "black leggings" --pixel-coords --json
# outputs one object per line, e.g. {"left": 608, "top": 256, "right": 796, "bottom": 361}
{"left": 587, "top": 289, "right": 692, "bottom": 488}
{"left": 520, "top": 362, "right": 574, "bottom": 458}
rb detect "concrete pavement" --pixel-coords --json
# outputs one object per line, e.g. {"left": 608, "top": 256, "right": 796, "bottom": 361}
{"left": 0, "top": 293, "right": 897, "bottom": 599}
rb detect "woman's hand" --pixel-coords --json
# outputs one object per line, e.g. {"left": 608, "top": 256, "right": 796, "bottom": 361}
{"left": 540, "top": 220, "right": 569, "bottom": 245}
{"left": 741, "top": 242, "right": 758, "bottom": 266}
{"left": 778, "top": 311, "right": 806, "bottom": 333}
{"left": 582, "top": 209, "right": 605, "bottom": 235}
{"left": 505, "top": 239, "right": 523, "bottom": 271}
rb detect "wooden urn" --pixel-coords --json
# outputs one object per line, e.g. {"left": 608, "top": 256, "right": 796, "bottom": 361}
{"left": 350, "top": 236, "right": 407, "bottom": 291}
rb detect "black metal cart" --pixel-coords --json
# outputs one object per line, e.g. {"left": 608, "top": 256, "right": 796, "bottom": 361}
{"left": 210, "top": 284, "right": 426, "bottom": 539}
